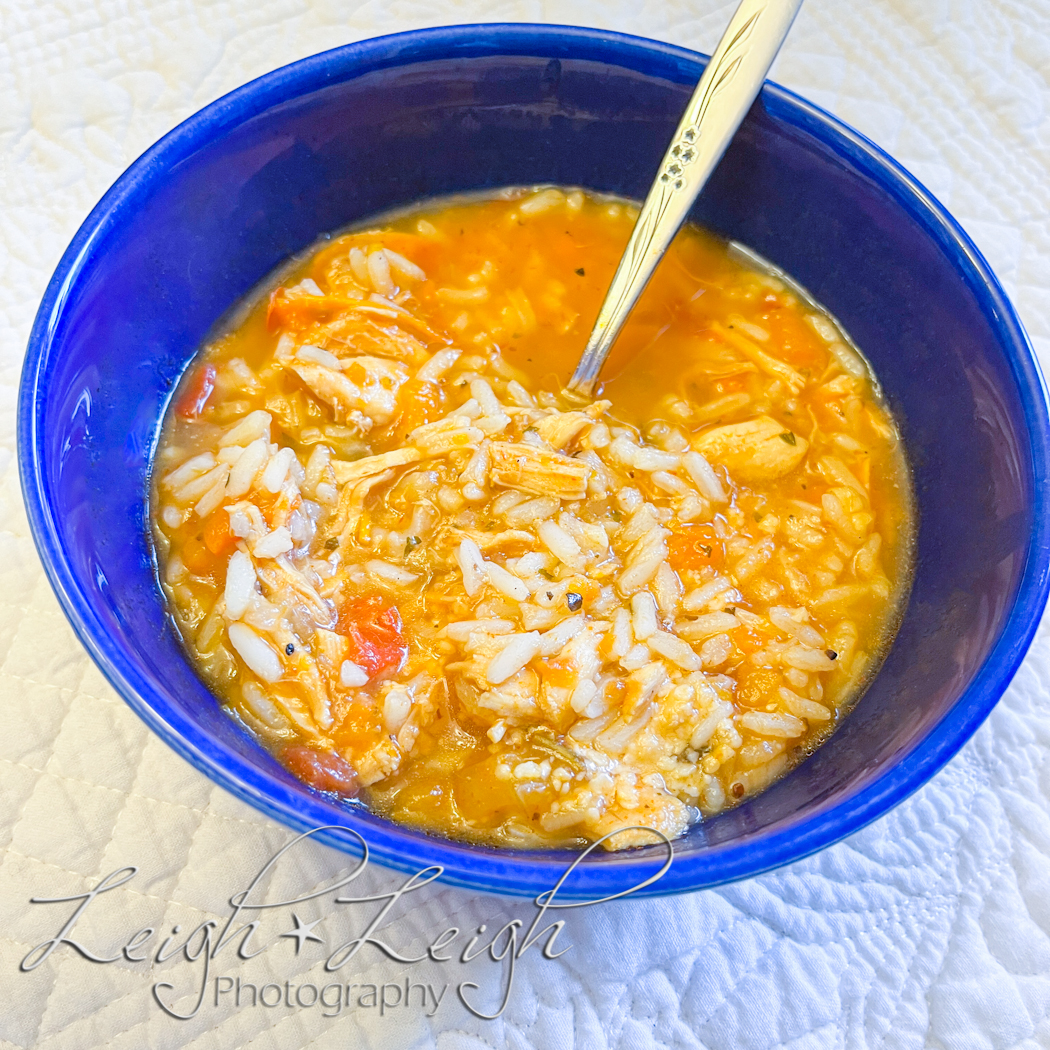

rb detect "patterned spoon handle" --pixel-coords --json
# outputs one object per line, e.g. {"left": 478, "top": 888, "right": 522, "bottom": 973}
{"left": 566, "top": 0, "right": 804, "bottom": 397}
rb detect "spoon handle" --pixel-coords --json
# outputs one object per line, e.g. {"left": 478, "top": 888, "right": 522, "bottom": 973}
{"left": 566, "top": 0, "right": 804, "bottom": 397}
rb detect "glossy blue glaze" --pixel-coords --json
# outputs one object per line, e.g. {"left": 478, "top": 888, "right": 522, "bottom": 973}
{"left": 18, "top": 24, "right": 1050, "bottom": 899}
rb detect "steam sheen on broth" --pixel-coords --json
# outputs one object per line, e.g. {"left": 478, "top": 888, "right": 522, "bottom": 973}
{"left": 151, "top": 188, "right": 912, "bottom": 850}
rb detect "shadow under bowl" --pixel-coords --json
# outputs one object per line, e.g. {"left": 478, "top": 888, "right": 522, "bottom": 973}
{"left": 18, "top": 24, "right": 1050, "bottom": 899}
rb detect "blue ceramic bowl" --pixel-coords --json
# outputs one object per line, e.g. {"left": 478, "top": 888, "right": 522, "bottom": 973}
{"left": 19, "top": 24, "right": 1050, "bottom": 899}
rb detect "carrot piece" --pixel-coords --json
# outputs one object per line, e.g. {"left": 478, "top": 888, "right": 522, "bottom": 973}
{"left": 182, "top": 536, "right": 218, "bottom": 577}
{"left": 333, "top": 702, "right": 385, "bottom": 755}
{"left": 267, "top": 289, "right": 353, "bottom": 331}
{"left": 336, "top": 596, "right": 408, "bottom": 677}
{"left": 175, "top": 364, "right": 217, "bottom": 418}
{"left": 202, "top": 509, "right": 236, "bottom": 555}
{"left": 667, "top": 524, "right": 724, "bottom": 573}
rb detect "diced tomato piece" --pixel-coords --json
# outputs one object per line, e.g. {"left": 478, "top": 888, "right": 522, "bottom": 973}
{"left": 336, "top": 596, "right": 408, "bottom": 677}
{"left": 175, "top": 364, "right": 217, "bottom": 418}
{"left": 281, "top": 745, "right": 359, "bottom": 797}
{"left": 667, "top": 523, "right": 724, "bottom": 573}
{"left": 202, "top": 509, "right": 236, "bottom": 555}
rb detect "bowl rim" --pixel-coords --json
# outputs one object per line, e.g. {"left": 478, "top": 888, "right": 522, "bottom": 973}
{"left": 18, "top": 22, "right": 1050, "bottom": 899}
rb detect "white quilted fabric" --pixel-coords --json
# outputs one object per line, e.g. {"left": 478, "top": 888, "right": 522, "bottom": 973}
{"left": 2, "top": 2, "right": 1049, "bottom": 1047}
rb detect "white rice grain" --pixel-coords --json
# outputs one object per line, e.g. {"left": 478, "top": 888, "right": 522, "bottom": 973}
{"left": 241, "top": 681, "right": 292, "bottom": 733}
{"left": 485, "top": 562, "right": 530, "bottom": 601}
{"left": 738, "top": 710, "right": 806, "bottom": 738}
{"left": 166, "top": 554, "right": 186, "bottom": 585}
{"left": 366, "top": 559, "right": 419, "bottom": 586}
{"left": 618, "top": 503, "right": 661, "bottom": 545}
{"left": 519, "top": 188, "right": 564, "bottom": 216}
{"left": 690, "top": 700, "right": 733, "bottom": 749}
{"left": 304, "top": 443, "right": 331, "bottom": 492}
{"left": 161, "top": 505, "right": 184, "bottom": 529}
{"left": 469, "top": 378, "right": 503, "bottom": 417}
{"left": 171, "top": 462, "right": 228, "bottom": 505}
{"left": 296, "top": 343, "right": 343, "bottom": 370}
{"left": 620, "top": 643, "right": 651, "bottom": 671}
{"left": 700, "top": 633, "right": 732, "bottom": 668}
{"left": 630, "top": 591, "right": 658, "bottom": 640}
{"left": 682, "top": 577, "right": 734, "bottom": 612}
{"left": 444, "top": 619, "right": 516, "bottom": 641}
{"left": 437, "top": 285, "right": 489, "bottom": 303}
{"left": 618, "top": 528, "right": 669, "bottom": 593}
{"left": 782, "top": 645, "right": 836, "bottom": 672}
{"left": 676, "top": 611, "right": 739, "bottom": 640}
{"left": 682, "top": 451, "right": 727, "bottom": 503}
{"left": 505, "top": 380, "right": 535, "bottom": 407}
{"left": 384, "top": 249, "right": 426, "bottom": 284}
{"left": 340, "top": 660, "right": 370, "bottom": 687}
{"left": 646, "top": 631, "right": 702, "bottom": 671}
{"left": 163, "top": 451, "right": 216, "bottom": 490}
{"left": 383, "top": 684, "right": 413, "bottom": 730}
{"left": 224, "top": 550, "right": 256, "bottom": 619}
{"left": 570, "top": 679, "right": 599, "bottom": 714}
{"left": 194, "top": 475, "right": 228, "bottom": 518}
{"left": 252, "top": 527, "right": 294, "bottom": 559}
{"left": 367, "top": 249, "right": 396, "bottom": 297}
{"left": 415, "top": 349, "right": 460, "bottom": 383}
{"left": 220, "top": 410, "right": 272, "bottom": 448}
{"left": 486, "top": 632, "right": 542, "bottom": 685}
{"left": 769, "top": 606, "right": 825, "bottom": 648}
{"left": 228, "top": 622, "right": 283, "bottom": 682}
{"left": 539, "top": 614, "right": 585, "bottom": 656}
{"left": 506, "top": 496, "right": 560, "bottom": 528}
{"left": 261, "top": 447, "right": 297, "bottom": 493}
{"left": 652, "top": 561, "right": 682, "bottom": 617}
{"left": 778, "top": 686, "right": 831, "bottom": 721}
{"left": 456, "top": 538, "right": 487, "bottom": 596}
{"left": 608, "top": 435, "right": 680, "bottom": 473}
{"left": 510, "top": 551, "right": 549, "bottom": 577}
{"left": 226, "top": 438, "right": 269, "bottom": 498}
{"left": 609, "top": 608, "right": 632, "bottom": 659}
{"left": 537, "top": 519, "right": 585, "bottom": 570}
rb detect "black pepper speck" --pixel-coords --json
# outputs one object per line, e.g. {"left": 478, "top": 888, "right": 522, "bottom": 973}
{"left": 566, "top": 592, "right": 583, "bottom": 612}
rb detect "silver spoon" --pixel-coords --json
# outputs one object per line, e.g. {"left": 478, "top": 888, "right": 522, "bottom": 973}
{"left": 566, "top": 0, "right": 804, "bottom": 397}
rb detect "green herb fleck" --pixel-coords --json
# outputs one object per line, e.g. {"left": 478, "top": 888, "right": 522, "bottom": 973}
{"left": 324, "top": 537, "right": 339, "bottom": 551}
{"left": 404, "top": 535, "right": 421, "bottom": 556}
{"left": 610, "top": 509, "right": 623, "bottom": 522}
{"left": 779, "top": 431, "right": 797, "bottom": 445}
{"left": 539, "top": 569, "right": 556, "bottom": 581}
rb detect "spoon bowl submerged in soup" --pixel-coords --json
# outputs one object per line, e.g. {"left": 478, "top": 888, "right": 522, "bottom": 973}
{"left": 151, "top": 187, "right": 913, "bottom": 850}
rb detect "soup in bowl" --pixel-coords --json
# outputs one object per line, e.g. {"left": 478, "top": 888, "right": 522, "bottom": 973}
{"left": 153, "top": 188, "right": 913, "bottom": 851}
{"left": 18, "top": 25, "right": 1050, "bottom": 898}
